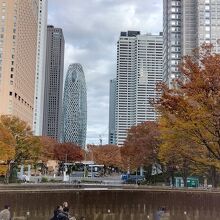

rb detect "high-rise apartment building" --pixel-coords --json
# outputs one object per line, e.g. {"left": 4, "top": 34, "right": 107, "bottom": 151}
{"left": 163, "top": 0, "right": 182, "bottom": 87}
{"left": 33, "top": 0, "right": 48, "bottom": 135}
{"left": 114, "top": 31, "right": 163, "bottom": 146}
{"left": 109, "top": 78, "right": 116, "bottom": 144}
{"left": 43, "top": 26, "right": 64, "bottom": 140}
{"left": 0, "top": 0, "right": 39, "bottom": 125}
{"left": 163, "top": 0, "right": 220, "bottom": 86}
{"left": 61, "top": 63, "right": 87, "bottom": 147}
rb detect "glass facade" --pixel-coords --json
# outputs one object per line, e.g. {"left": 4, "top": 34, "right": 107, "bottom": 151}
{"left": 62, "top": 63, "right": 87, "bottom": 148}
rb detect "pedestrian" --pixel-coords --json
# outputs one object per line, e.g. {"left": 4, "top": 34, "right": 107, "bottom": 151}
{"left": 154, "top": 207, "right": 164, "bottom": 220}
{"left": 62, "top": 202, "right": 69, "bottom": 212}
{"left": 154, "top": 207, "right": 170, "bottom": 220}
{"left": 57, "top": 208, "right": 69, "bottom": 220}
{"left": 161, "top": 207, "right": 170, "bottom": 220}
{"left": 62, "top": 202, "right": 76, "bottom": 220}
{"left": 0, "top": 205, "right": 11, "bottom": 220}
{"left": 50, "top": 205, "right": 63, "bottom": 220}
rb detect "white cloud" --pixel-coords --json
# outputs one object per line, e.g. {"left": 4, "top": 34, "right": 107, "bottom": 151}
{"left": 48, "top": 0, "right": 163, "bottom": 144}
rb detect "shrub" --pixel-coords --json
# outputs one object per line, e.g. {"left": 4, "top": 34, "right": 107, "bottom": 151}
{"left": 41, "top": 177, "right": 48, "bottom": 183}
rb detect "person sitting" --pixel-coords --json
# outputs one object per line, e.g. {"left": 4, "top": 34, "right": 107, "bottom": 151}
{"left": 50, "top": 205, "right": 63, "bottom": 220}
{"left": 62, "top": 204, "right": 76, "bottom": 220}
{"left": 63, "top": 207, "right": 77, "bottom": 220}
{"left": 57, "top": 209, "right": 69, "bottom": 220}
{"left": 62, "top": 202, "right": 69, "bottom": 212}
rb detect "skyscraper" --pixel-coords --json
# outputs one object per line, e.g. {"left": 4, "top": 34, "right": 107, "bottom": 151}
{"left": 163, "top": 0, "right": 220, "bottom": 87}
{"left": 33, "top": 0, "right": 48, "bottom": 135}
{"left": 114, "top": 31, "right": 163, "bottom": 146}
{"left": 109, "top": 78, "right": 116, "bottom": 144}
{"left": 163, "top": 0, "right": 182, "bottom": 87}
{"left": 0, "top": 0, "right": 39, "bottom": 125}
{"left": 62, "top": 63, "right": 87, "bottom": 148}
{"left": 43, "top": 26, "right": 64, "bottom": 140}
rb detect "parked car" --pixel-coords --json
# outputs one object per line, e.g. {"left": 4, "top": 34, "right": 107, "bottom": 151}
{"left": 121, "top": 174, "right": 145, "bottom": 184}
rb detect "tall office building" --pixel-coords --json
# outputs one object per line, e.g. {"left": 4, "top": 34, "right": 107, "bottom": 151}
{"left": 163, "top": 0, "right": 220, "bottom": 87}
{"left": 62, "top": 63, "right": 87, "bottom": 148}
{"left": 109, "top": 78, "right": 116, "bottom": 144}
{"left": 43, "top": 26, "right": 64, "bottom": 140}
{"left": 33, "top": 0, "right": 48, "bottom": 135}
{"left": 114, "top": 31, "right": 163, "bottom": 146}
{"left": 0, "top": 0, "right": 39, "bottom": 125}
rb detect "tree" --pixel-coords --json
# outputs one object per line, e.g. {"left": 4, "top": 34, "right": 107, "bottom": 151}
{"left": 0, "top": 115, "right": 42, "bottom": 182}
{"left": 88, "top": 144, "right": 122, "bottom": 168}
{"left": 0, "top": 125, "right": 16, "bottom": 176}
{"left": 53, "top": 143, "right": 84, "bottom": 162}
{"left": 39, "top": 136, "right": 58, "bottom": 162}
{"left": 121, "top": 121, "right": 160, "bottom": 172}
{"left": 156, "top": 45, "right": 220, "bottom": 187}
{"left": 0, "top": 115, "right": 35, "bottom": 164}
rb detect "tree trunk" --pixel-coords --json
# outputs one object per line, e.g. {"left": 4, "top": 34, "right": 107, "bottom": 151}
{"left": 4, "top": 162, "right": 12, "bottom": 184}
{"left": 183, "top": 176, "right": 187, "bottom": 187}
{"left": 211, "top": 166, "right": 218, "bottom": 188}
{"left": 170, "top": 170, "right": 175, "bottom": 187}
{"left": 182, "top": 159, "right": 189, "bottom": 187}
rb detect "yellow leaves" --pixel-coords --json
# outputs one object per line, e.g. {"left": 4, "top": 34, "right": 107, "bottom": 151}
{"left": 0, "top": 115, "right": 31, "bottom": 137}
{"left": 0, "top": 165, "right": 7, "bottom": 176}
{"left": 0, "top": 123, "right": 15, "bottom": 163}
{"left": 0, "top": 141, "right": 15, "bottom": 162}
{"left": 157, "top": 45, "right": 220, "bottom": 173}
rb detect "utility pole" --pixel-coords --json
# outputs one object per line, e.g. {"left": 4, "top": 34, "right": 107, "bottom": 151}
{"left": 99, "top": 135, "right": 102, "bottom": 146}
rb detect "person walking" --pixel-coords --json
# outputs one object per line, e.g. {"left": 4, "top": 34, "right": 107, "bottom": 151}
{"left": 0, "top": 205, "right": 11, "bottom": 220}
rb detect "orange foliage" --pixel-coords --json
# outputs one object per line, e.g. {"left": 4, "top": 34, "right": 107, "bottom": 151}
{"left": 88, "top": 144, "right": 122, "bottom": 167}
{"left": 156, "top": 44, "right": 220, "bottom": 170}
{"left": 39, "top": 136, "right": 58, "bottom": 162}
{"left": 121, "top": 121, "right": 160, "bottom": 171}
{"left": 54, "top": 143, "right": 84, "bottom": 162}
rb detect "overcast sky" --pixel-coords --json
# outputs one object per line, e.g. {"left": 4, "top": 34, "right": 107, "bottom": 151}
{"left": 48, "top": 0, "right": 163, "bottom": 145}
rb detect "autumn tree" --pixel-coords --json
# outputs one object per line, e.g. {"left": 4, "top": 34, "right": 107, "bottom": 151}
{"left": 88, "top": 144, "right": 122, "bottom": 168}
{"left": 0, "top": 124, "right": 15, "bottom": 176}
{"left": 121, "top": 121, "right": 160, "bottom": 172}
{"left": 0, "top": 115, "right": 42, "bottom": 182}
{"left": 0, "top": 115, "right": 35, "bottom": 163}
{"left": 39, "top": 136, "right": 58, "bottom": 162}
{"left": 157, "top": 45, "right": 220, "bottom": 187}
{"left": 53, "top": 143, "right": 84, "bottom": 162}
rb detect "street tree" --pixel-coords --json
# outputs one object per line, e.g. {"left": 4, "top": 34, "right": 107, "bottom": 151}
{"left": 121, "top": 121, "right": 161, "bottom": 172}
{"left": 0, "top": 115, "right": 42, "bottom": 182}
{"left": 0, "top": 125, "right": 15, "bottom": 176}
{"left": 53, "top": 143, "right": 84, "bottom": 162}
{"left": 39, "top": 136, "right": 58, "bottom": 162}
{"left": 156, "top": 45, "right": 220, "bottom": 187}
{"left": 88, "top": 144, "right": 122, "bottom": 169}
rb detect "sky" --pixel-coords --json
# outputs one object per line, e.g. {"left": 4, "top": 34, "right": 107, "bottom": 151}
{"left": 48, "top": 0, "right": 163, "bottom": 145}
